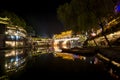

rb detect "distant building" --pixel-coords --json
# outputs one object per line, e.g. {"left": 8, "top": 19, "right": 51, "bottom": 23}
{"left": 0, "top": 17, "right": 28, "bottom": 48}
{"left": 87, "top": 16, "right": 120, "bottom": 47}
{"left": 5, "top": 26, "right": 28, "bottom": 48}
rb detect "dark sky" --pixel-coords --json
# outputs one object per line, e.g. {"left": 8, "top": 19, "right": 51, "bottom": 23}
{"left": 0, "top": 0, "right": 71, "bottom": 37}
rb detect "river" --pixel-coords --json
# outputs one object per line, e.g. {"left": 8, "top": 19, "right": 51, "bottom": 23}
{"left": 0, "top": 46, "right": 117, "bottom": 80}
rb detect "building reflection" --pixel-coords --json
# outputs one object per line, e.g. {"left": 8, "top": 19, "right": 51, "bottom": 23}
{"left": 30, "top": 46, "right": 54, "bottom": 57}
{"left": 0, "top": 49, "right": 29, "bottom": 78}
{"left": 53, "top": 52, "right": 100, "bottom": 64}
{"left": 4, "top": 49, "right": 27, "bottom": 73}
{"left": 53, "top": 45, "right": 100, "bottom": 64}
{"left": 0, "top": 19, "right": 29, "bottom": 49}
{"left": 0, "top": 46, "right": 118, "bottom": 79}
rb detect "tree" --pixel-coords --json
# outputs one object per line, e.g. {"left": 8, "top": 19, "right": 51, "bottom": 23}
{"left": 0, "top": 10, "right": 35, "bottom": 34}
{"left": 57, "top": 0, "right": 98, "bottom": 33}
{"left": 57, "top": 0, "right": 115, "bottom": 47}
{"left": 57, "top": 3, "right": 72, "bottom": 30}
{"left": 25, "top": 25, "right": 35, "bottom": 35}
{"left": 88, "top": 0, "right": 115, "bottom": 47}
{"left": 0, "top": 11, "right": 26, "bottom": 27}
{"left": 58, "top": 0, "right": 115, "bottom": 31}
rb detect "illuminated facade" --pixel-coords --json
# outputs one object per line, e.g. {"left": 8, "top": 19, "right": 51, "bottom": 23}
{"left": 0, "top": 17, "right": 28, "bottom": 48}
{"left": 5, "top": 26, "right": 27, "bottom": 48}
{"left": 88, "top": 17, "right": 120, "bottom": 47}
{"left": 53, "top": 30, "right": 80, "bottom": 49}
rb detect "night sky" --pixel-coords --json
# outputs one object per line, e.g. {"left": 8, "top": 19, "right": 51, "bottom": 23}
{"left": 0, "top": 0, "right": 71, "bottom": 37}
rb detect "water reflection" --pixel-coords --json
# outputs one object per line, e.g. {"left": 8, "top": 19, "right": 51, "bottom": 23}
{"left": 30, "top": 46, "right": 54, "bottom": 57}
{"left": 52, "top": 45, "right": 119, "bottom": 79}
{"left": 0, "top": 49, "right": 29, "bottom": 79}
{"left": 53, "top": 45, "right": 100, "bottom": 64}
{"left": 0, "top": 46, "right": 118, "bottom": 80}
{"left": 53, "top": 52, "right": 100, "bottom": 65}
{"left": 5, "top": 49, "right": 27, "bottom": 72}
{"left": 30, "top": 45, "right": 100, "bottom": 65}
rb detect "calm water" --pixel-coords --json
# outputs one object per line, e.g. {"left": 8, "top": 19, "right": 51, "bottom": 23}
{"left": 0, "top": 46, "right": 118, "bottom": 80}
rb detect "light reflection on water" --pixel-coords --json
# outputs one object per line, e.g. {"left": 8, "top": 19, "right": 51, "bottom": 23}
{"left": 53, "top": 52, "right": 100, "bottom": 65}
{"left": 52, "top": 45, "right": 120, "bottom": 79}
{"left": 52, "top": 45, "right": 100, "bottom": 65}
{"left": 0, "top": 49, "right": 29, "bottom": 79}
{"left": 4, "top": 49, "right": 27, "bottom": 72}
{"left": 32, "top": 45, "right": 100, "bottom": 65}
{"left": 0, "top": 46, "right": 118, "bottom": 80}
{"left": 30, "top": 45, "right": 106, "bottom": 66}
